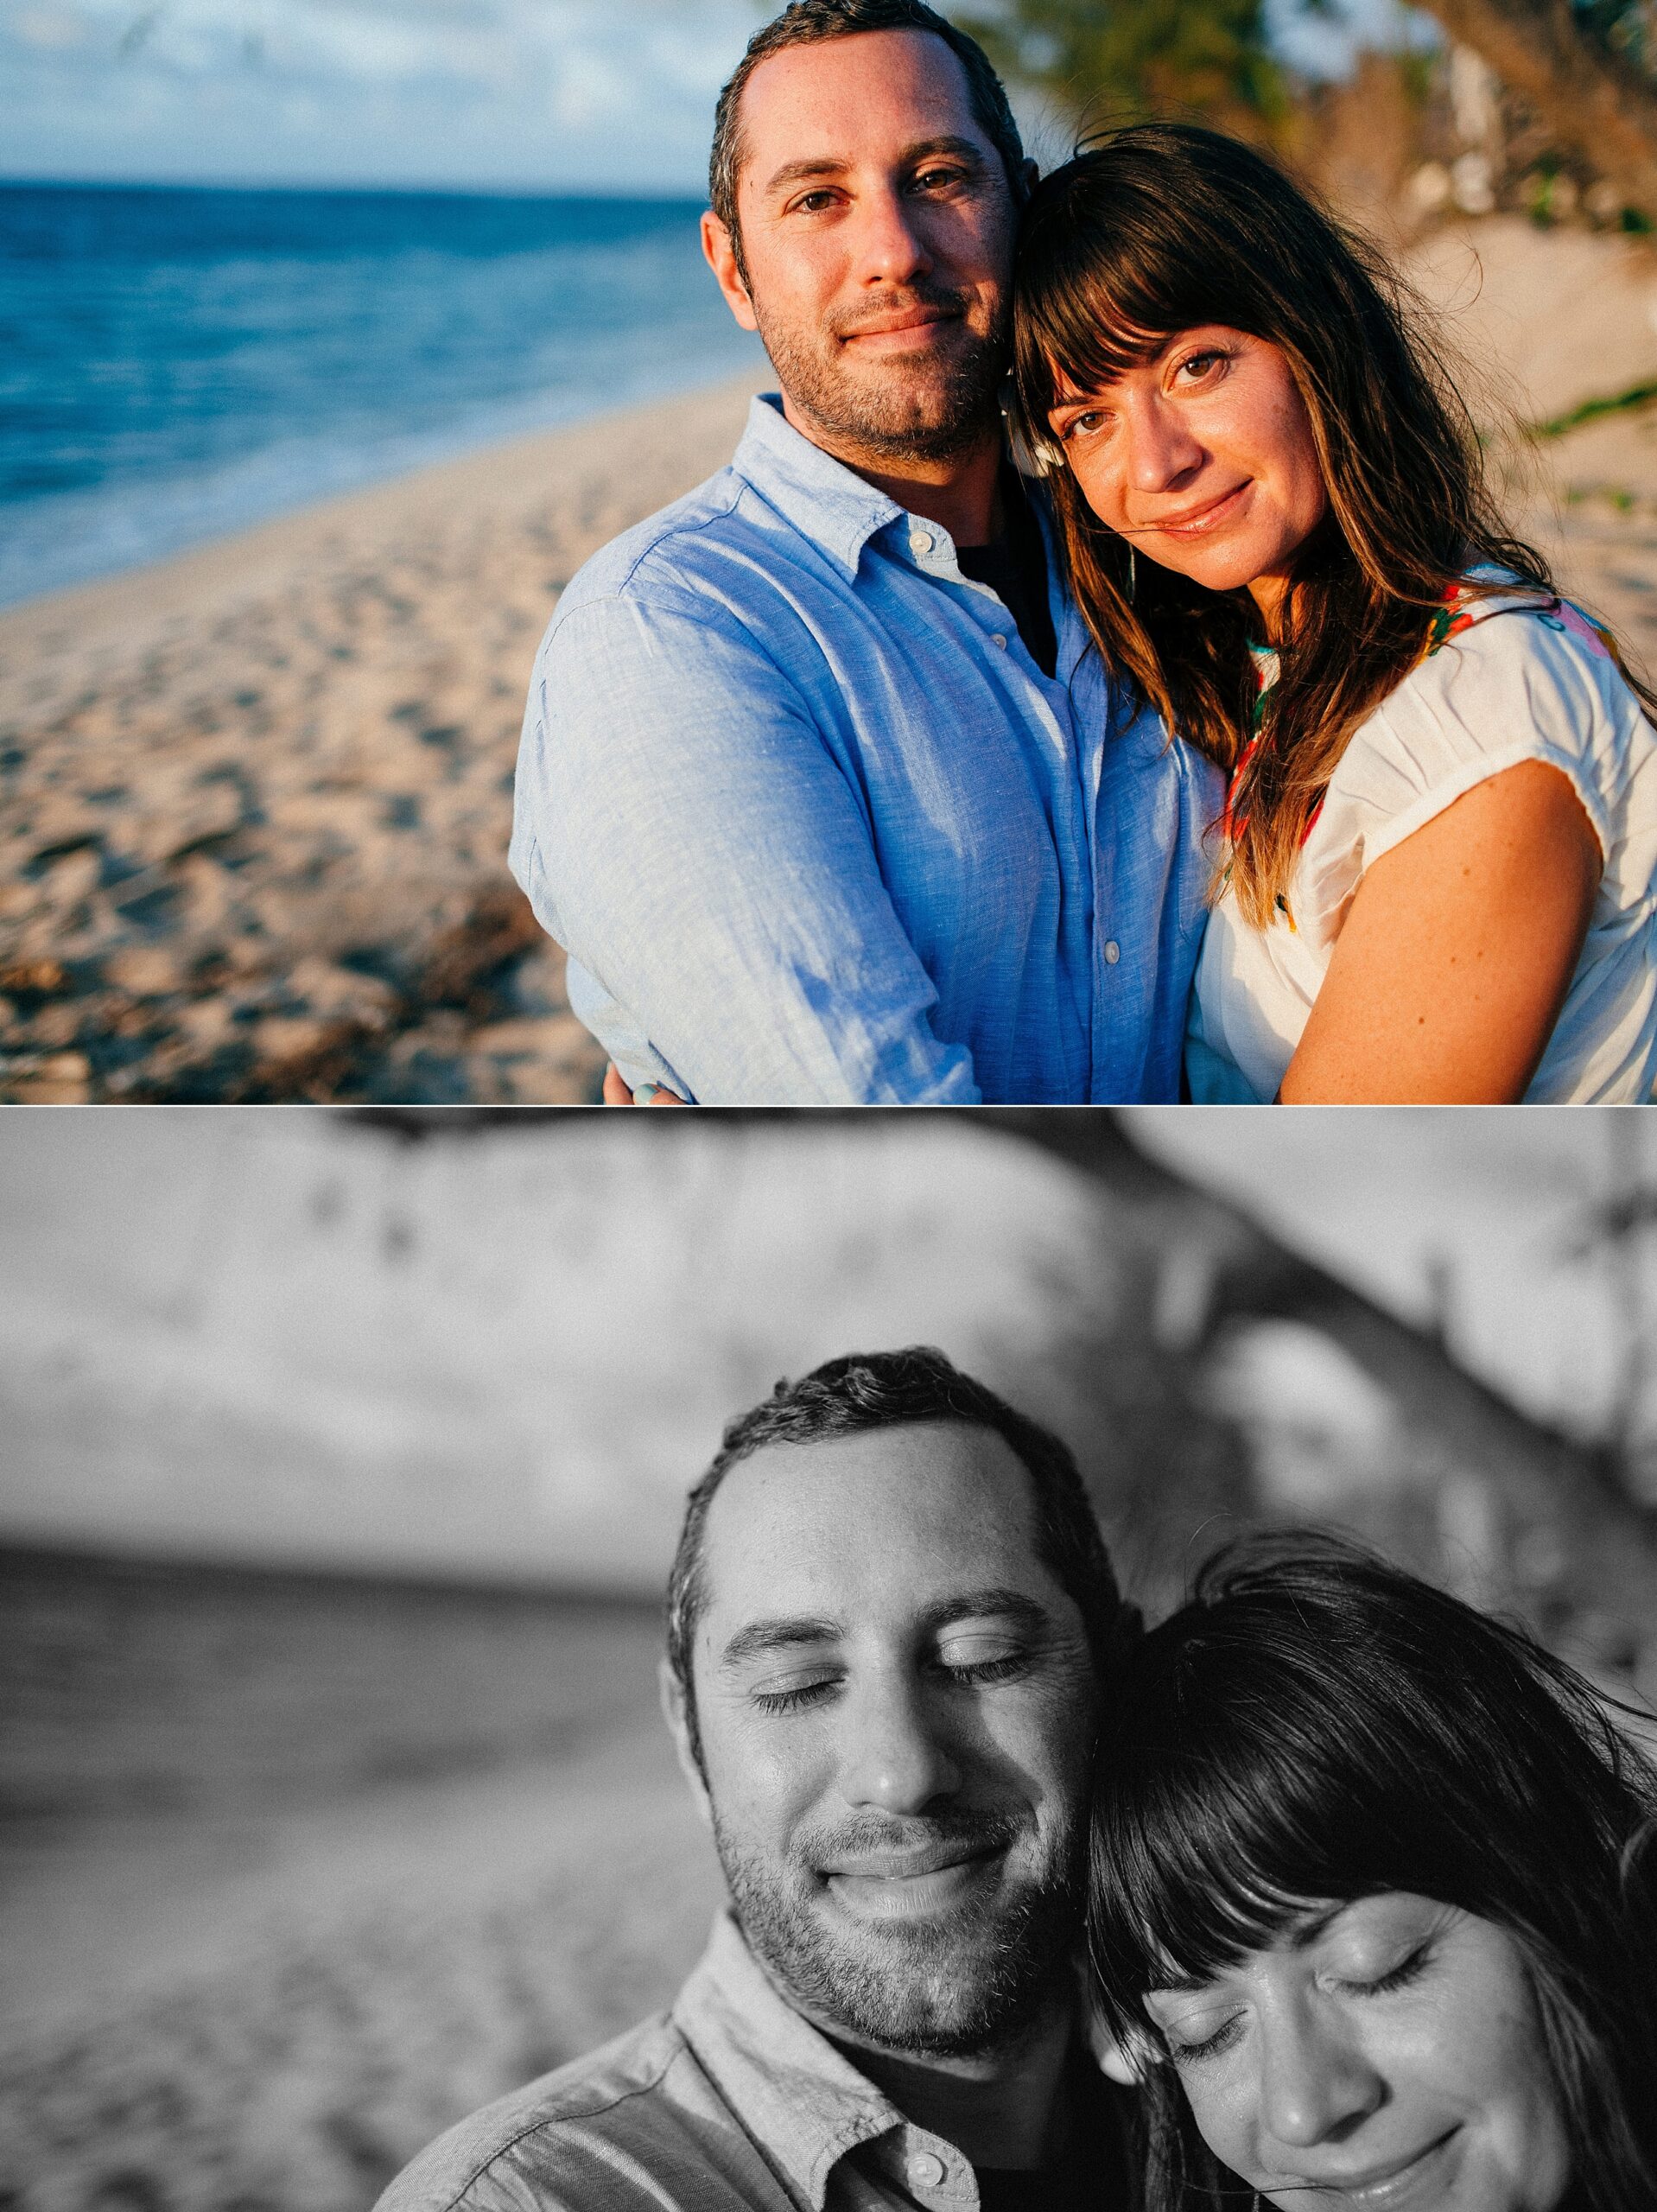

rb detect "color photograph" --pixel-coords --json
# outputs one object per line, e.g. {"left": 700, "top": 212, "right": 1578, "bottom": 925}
{"left": 3, "top": 0, "right": 1656, "bottom": 1102}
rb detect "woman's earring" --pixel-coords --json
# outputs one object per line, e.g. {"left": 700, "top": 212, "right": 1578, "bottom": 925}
{"left": 1126, "top": 544, "right": 1137, "bottom": 607}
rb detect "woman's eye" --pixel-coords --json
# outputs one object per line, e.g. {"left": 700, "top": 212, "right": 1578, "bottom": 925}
{"left": 1338, "top": 1944, "right": 1431, "bottom": 1997}
{"left": 1060, "top": 411, "right": 1104, "bottom": 442}
{"left": 1163, "top": 2013, "right": 1245, "bottom": 2066}
{"left": 1175, "top": 350, "right": 1225, "bottom": 384}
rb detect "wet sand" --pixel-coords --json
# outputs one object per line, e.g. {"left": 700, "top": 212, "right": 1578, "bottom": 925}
{"left": 5, "top": 215, "right": 1657, "bottom": 1103}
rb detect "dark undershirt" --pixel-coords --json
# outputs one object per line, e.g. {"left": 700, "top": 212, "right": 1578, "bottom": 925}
{"left": 955, "top": 469, "right": 1058, "bottom": 680}
{"left": 968, "top": 2048, "right": 1136, "bottom": 2212}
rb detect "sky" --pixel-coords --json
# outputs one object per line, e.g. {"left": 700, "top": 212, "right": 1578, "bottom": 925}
{"left": 0, "top": 1109, "right": 1650, "bottom": 1588}
{"left": 2, "top": 0, "right": 765, "bottom": 192}
{"left": 1, "top": 0, "right": 1428, "bottom": 194}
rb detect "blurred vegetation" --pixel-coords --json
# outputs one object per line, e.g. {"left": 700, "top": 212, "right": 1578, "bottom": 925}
{"left": 953, "top": 0, "right": 1300, "bottom": 135}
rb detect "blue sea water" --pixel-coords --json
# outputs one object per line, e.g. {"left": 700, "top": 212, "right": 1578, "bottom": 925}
{"left": 0, "top": 182, "right": 767, "bottom": 609}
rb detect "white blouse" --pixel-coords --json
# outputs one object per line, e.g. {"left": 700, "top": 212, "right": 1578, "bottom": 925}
{"left": 1187, "top": 586, "right": 1657, "bottom": 1103}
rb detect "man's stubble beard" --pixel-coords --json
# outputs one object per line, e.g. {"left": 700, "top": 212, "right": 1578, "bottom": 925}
{"left": 712, "top": 1804, "right": 1084, "bottom": 2060}
{"left": 750, "top": 278, "right": 1012, "bottom": 468}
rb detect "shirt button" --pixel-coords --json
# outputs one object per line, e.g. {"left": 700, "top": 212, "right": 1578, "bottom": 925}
{"left": 1104, "top": 939, "right": 1121, "bottom": 964}
{"left": 907, "top": 2152, "right": 946, "bottom": 2190}
{"left": 910, "top": 529, "right": 934, "bottom": 555}
{"left": 992, "top": 632, "right": 1008, "bottom": 649}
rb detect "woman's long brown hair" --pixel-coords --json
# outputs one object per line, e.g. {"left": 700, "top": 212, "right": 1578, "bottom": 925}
{"left": 1012, "top": 124, "right": 1641, "bottom": 929}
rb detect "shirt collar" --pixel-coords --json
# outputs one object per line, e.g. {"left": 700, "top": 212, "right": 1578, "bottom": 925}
{"left": 672, "top": 1910, "right": 930, "bottom": 2209}
{"left": 730, "top": 393, "right": 918, "bottom": 580}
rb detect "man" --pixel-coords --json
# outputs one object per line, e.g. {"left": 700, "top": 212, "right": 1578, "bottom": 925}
{"left": 509, "top": 0, "right": 1220, "bottom": 1104}
{"left": 377, "top": 1347, "right": 1138, "bottom": 2209}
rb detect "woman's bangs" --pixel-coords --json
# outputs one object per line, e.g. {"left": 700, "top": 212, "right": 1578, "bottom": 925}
{"left": 1029, "top": 281, "right": 1167, "bottom": 408}
{"left": 1020, "top": 176, "right": 1259, "bottom": 423}
{"left": 1095, "top": 1756, "right": 1342, "bottom": 1998}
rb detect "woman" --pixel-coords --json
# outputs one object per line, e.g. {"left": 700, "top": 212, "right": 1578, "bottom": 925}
{"left": 1013, "top": 126, "right": 1657, "bottom": 1102}
{"left": 1089, "top": 1536, "right": 1657, "bottom": 2212}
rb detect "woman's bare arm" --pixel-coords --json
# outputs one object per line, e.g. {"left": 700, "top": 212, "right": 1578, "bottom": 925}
{"left": 1279, "top": 759, "right": 1602, "bottom": 1103}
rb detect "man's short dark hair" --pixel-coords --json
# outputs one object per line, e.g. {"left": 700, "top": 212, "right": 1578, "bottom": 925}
{"left": 666, "top": 1344, "right": 1125, "bottom": 1771}
{"left": 708, "top": 0, "right": 1025, "bottom": 270}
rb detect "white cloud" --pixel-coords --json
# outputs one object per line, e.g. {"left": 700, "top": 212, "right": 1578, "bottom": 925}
{"left": 1, "top": 0, "right": 763, "bottom": 188}
{"left": 12, "top": 5, "right": 88, "bottom": 48}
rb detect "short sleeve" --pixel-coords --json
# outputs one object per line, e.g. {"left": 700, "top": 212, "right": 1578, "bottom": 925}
{"left": 1330, "top": 606, "right": 1617, "bottom": 879}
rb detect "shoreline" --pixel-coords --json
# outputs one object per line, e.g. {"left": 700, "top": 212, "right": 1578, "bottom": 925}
{"left": 0, "top": 364, "right": 770, "bottom": 658}
{"left": 0, "top": 367, "right": 769, "bottom": 1104}
{"left": 0, "top": 348, "right": 768, "bottom": 625}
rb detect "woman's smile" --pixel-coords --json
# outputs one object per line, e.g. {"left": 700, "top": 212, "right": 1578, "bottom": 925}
{"left": 1274, "top": 2123, "right": 1463, "bottom": 2208}
{"left": 1132, "top": 478, "right": 1254, "bottom": 540}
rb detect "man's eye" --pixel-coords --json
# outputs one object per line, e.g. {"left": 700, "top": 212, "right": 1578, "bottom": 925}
{"left": 790, "top": 190, "right": 839, "bottom": 214}
{"left": 751, "top": 1678, "right": 837, "bottom": 1714}
{"left": 912, "top": 166, "right": 966, "bottom": 191}
{"left": 937, "top": 1649, "right": 1029, "bottom": 1685}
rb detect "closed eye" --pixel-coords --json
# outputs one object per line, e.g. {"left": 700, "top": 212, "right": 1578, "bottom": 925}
{"left": 751, "top": 1676, "right": 838, "bottom": 1713}
{"left": 936, "top": 1651, "right": 1031, "bottom": 1687}
{"left": 752, "top": 1650, "right": 1031, "bottom": 1715}
{"left": 1336, "top": 1944, "right": 1432, "bottom": 1997}
{"left": 1163, "top": 2012, "right": 1245, "bottom": 2066}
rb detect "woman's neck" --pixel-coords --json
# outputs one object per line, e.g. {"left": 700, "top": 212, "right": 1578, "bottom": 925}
{"left": 1248, "top": 567, "right": 1294, "bottom": 643}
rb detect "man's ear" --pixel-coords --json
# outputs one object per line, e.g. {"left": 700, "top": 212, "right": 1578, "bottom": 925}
{"left": 702, "top": 210, "right": 760, "bottom": 333}
{"left": 660, "top": 1655, "right": 715, "bottom": 1832}
{"left": 1016, "top": 156, "right": 1040, "bottom": 207}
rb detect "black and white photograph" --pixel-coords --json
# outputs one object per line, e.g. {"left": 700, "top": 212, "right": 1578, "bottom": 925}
{"left": 3, "top": 1106, "right": 1655, "bottom": 2212}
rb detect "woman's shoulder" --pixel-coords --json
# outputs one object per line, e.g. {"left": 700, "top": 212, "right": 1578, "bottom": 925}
{"left": 1332, "top": 576, "right": 1649, "bottom": 816}
{"left": 1418, "top": 575, "right": 1633, "bottom": 697}
{"left": 1289, "top": 574, "right": 1657, "bottom": 909}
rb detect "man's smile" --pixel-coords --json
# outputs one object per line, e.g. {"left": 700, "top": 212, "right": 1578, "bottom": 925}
{"left": 811, "top": 1820, "right": 1019, "bottom": 1923}
{"left": 841, "top": 305, "right": 962, "bottom": 351}
{"left": 822, "top": 1843, "right": 1002, "bottom": 1921}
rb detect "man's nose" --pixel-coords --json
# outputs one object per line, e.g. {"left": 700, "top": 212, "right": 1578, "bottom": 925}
{"left": 1125, "top": 394, "right": 1203, "bottom": 494}
{"left": 1256, "top": 2001, "right": 1383, "bottom": 2152}
{"left": 850, "top": 185, "right": 933, "bottom": 289}
{"left": 836, "top": 1674, "right": 961, "bottom": 1814}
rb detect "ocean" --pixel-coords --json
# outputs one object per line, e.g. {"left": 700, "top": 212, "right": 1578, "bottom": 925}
{"left": 0, "top": 182, "right": 766, "bottom": 609}
{"left": 0, "top": 1543, "right": 665, "bottom": 1820}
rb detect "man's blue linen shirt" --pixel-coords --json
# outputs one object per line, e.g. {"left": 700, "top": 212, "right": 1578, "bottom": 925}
{"left": 509, "top": 393, "right": 1221, "bottom": 1103}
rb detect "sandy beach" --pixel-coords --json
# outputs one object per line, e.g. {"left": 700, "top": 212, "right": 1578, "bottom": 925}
{"left": 0, "top": 369, "right": 766, "bottom": 1105}
{"left": 6, "top": 213, "right": 1657, "bottom": 1103}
